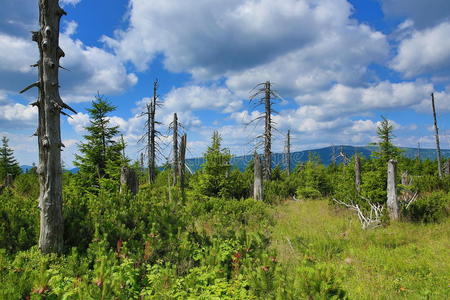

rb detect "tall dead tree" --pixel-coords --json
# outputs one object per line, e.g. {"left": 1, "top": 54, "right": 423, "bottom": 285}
{"left": 179, "top": 134, "right": 187, "bottom": 192}
{"left": 431, "top": 93, "right": 442, "bottom": 178}
{"left": 249, "top": 81, "right": 279, "bottom": 180}
{"left": 285, "top": 130, "right": 291, "bottom": 176}
{"left": 20, "top": 0, "right": 76, "bottom": 253}
{"left": 170, "top": 113, "right": 179, "bottom": 185}
{"left": 354, "top": 154, "right": 361, "bottom": 192}
{"left": 253, "top": 152, "right": 263, "bottom": 201}
{"left": 139, "top": 79, "right": 161, "bottom": 183}
{"left": 416, "top": 142, "right": 421, "bottom": 161}
{"left": 387, "top": 159, "right": 399, "bottom": 220}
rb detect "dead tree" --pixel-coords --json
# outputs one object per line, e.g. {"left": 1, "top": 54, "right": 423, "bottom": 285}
{"left": 249, "top": 81, "right": 280, "bottom": 180}
{"left": 179, "top": 134, "right": 187, "bottom": 192}
{"left": 170, "top": 113, "right": 181, "bottom": 186}
{"left": 20, "top": 0, "right": 75, "bottom": 254}
{"left": 387, "top": 159, "right": 399, "bottom": 220}
{"left": 431, "top": 93, "right": 442, "bottom": 178}
{"left": 5, "top": 173, "right": 13, "bottom": 187}
{"left": 120, "top": 166, "right": 138, "bottom": 195}
{"left": 253, "top": 152, "right": 263, "bottom": 201}
{"left": 333, "top": 197, "right": 384, "bottom": 230}
{"left": 354, "top": 154, "right": 361, "bottom": 192}
{"left": 444, "top": 159, "right": 450, "bottom": 176}
{"left": 284, "top": 130, "right": 291, "bottom": 176}
{"left": 139, "top": 79, "right": 162, "bottom": 183}
{"left": 416, "top": 142, "right": 421, "bottom": 161}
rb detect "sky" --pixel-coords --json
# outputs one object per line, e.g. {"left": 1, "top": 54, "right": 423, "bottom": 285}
{"left": 1, "top": 0, "right": 450, "bottom": 168}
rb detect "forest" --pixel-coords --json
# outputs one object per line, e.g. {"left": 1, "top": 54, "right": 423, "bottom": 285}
{"left": 1, "top": 1, "right": 449, "bottom": 299}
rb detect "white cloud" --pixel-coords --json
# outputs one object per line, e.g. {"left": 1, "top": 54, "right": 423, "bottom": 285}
{"left": 391, "top": 22, "right": 450, "bottom": 78}
{"left": 0, "top": 102, "right": 37, "bottom": 129}
{"left": 61, "top": 0, "right": 82, "bottom": 6}
{"left": 68, "top": 112, "right": 90, "bottom": 133}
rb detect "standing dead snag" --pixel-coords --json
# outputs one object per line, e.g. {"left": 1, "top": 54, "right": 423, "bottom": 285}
{"left": 20, "top": 0, "right": 75, "bottom": 253}
{"left": 285, "top": 130, "right": 291, "bottom": 176}
{"left": 179, "top": 134, "right": 187, "bottom": 192}
{"left": 253, "top": 152, "right": 263, "bottom": 201}
{"left": 431, "top": 93, "right": 442, "bottom": 178}
{"left": 139, "top": 79, "right": 162, "bottom": 183}
{"left": 387, "top": 159, "right": 399, "bottom": 220}
{"left": 354, "top": 154, "right": 361, "bottom": 192}
{"left": 120, "top": 166, "right": 139, "bottom": 195}
{"left": 171, "top": 113, "right": 179, "bottom": 185}
{"left": 249, "top": 81, "right": 280, "bottom": 180}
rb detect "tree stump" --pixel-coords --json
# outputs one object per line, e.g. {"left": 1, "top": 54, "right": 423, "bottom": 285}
{"left": 387, "top": 159, "right": 399, "bottom": 220}
{"left": 5, "top": 173, "right": 13, "bottom": 187}
{"left": 354, "top": 155, "right": 361, "bottom": 192}
{"left": 253, "top": 152, "right": 263, "bottom": 201}
{"left": 120, "top": 166, "right": 138, "bottom": 195}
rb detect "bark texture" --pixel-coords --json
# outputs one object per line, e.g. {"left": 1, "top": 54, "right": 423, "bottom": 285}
{"left": 444, "top": 159, "right": 450, "bottom": 176}
{"left": 285, "top": 130, "right": 291, "bottom": 176}
{"left": 354, "top": 154, "right": 361, "bottom": 192}
{"left": 264, "top": 82, "right": 272, "bottom": 180}
{"left": 179, "top": 134, "right": 187, "bottom": 192}
{"left": 253, "top": 152, "right": 263, "bottom": 201}
{"left": 22, "top": 0, "right": 72, "bottom": 254}
{"left": 120, "top": 166, "right": 139, "bottom": 195}
{"left": 172, "top": 113, "right": 179, "bottom": 185}
{"left": 387, "top": 159, "right": 399, "bottom": 221}
{"left": 5, "top": 173, "right": 13, "bottom": 187}
{"left": 431, "top": 93, "right": 442, "bottom": 178}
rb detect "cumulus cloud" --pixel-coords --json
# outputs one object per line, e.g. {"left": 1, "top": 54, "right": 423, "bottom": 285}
{"left": 391, "top": 22, "right": 450, "bottom": 78}
{"left": 379, "top": 0, "right": 450, "bottom": 29}
{"left": 0, "top": 102, "right": 37, "bottom": 129}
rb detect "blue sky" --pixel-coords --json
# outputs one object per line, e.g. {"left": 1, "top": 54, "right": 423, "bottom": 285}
{"left": 1, "top": 0, "right": 450, "bottom": 168}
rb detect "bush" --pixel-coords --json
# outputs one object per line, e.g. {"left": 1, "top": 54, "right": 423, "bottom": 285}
{"left": 296, "top": 187, "right": 322, "bottom": 199}
{"left": 405, "top": 191, "right": 449, "bottom": 223}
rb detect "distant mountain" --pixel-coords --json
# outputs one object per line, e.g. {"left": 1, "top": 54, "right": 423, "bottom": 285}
{"left": 19, "top": 145, "right": 447, "bottom": 175}
{"left": 185, "top": 145, "right": 449, "bottom": 173}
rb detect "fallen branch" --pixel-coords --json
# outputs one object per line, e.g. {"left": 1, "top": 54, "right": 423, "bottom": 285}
{"left": 333, "top": 198, "right": 384, "bottom": 230}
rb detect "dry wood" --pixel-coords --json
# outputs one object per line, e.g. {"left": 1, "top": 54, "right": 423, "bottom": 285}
{"left": 431, "top": 93, "right": 442, "bottom": 178}
{"left": 120, "top": 166, "right": 139, "bottom": 195}
{"left": 354, "top": 154, "right": 361, "bottom": 192}
{"left": 333, "top": 197, "right": 384, "bottom": 230}
{"left": 387, "top": 159, "right": 399, "bottom": 220}
{"left": 172, "top": 113, "right": 179, "bottom": 185}
{"left": 179, "top": 134, "right": 187, "bottom": 192}
{"left": 253, "top": 152, "right": 263, "bottom": 201}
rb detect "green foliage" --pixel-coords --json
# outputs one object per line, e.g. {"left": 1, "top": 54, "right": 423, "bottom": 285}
{"left": 372, "top": 116, "right": 401, "bottom": 162}
{"left": 74, "top": 95, "right": 125, "bottom": 190}
{"left": 0, "top": 136, "right": 21, "bottom": 182}
{"left": 405, "top": 191, "right": 450, "bottom": 223}
{"left": 296, "top": 186, "right": 322, "bottom": 199}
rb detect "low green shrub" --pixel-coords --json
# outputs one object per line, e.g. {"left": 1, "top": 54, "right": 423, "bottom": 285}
{"left": 296, "top": 187, "right": 322, "bottom": 199}
{"left": 405, "top": 191, "right": 449, "bottom": 223}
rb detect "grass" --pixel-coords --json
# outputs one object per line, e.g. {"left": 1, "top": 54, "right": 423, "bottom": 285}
{"left": 270, "top": 199, "right": 450, "bottom": 299}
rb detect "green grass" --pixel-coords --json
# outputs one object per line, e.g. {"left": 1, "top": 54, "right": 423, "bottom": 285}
{"left": 270, "top": 200, "right": 450, "bottom": 299}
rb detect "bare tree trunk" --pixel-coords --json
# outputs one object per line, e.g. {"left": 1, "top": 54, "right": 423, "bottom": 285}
{"left": 22, "top": 0, "right": 74, "bottom": 254}
{"left": 120, "top": 166, "right": 138, "bottom": 195}
{"left": 416, "top": 142, "right": 421, "bottom": 161}
{"left": 444, "top": 159, "right": 450, "bottom": 176}
{"left": 5, "top": 173, "right": 13, "bottom": 187}
{"left": 146, "top": 80, "right": 158, "bottom": 183}
{"left": 179, "top": 134, "right": 187, "bottom": 192}
{"left": 431, "top": 93, "right": 442, "bottom": 178}
{"left": 264, "top": 81, "right": 272, "bottom": 180}
{"left": 253, "top": 152, "right": 263, "bottom": 201}
{"left": 354, "top": 154, "right": 361, "bottom": 192}
{"left": 172, "top": 113, "right": 179, "bottom": 185}
{"left": 401, "top": 171, "right": 410, "bottom": 186}
{"left": 285, "top": 130, "right": 291, "bottom": 176}
{"left": 387, "top": 159, "right": 399, "bottom": 221}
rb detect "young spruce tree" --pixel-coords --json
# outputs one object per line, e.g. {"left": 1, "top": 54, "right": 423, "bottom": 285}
{"left": 0, "top": 137, "right": 21, "bottom": 182}
{"left": 74, "top": 95, "right": 124, "bottom": 187}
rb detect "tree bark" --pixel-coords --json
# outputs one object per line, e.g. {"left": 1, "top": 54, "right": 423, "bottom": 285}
{"left": 264, "top": 81, "right": 272, "bottom": 180}
{"left": 120, "top": 166, "right": 138, "bottom": 195}
{"left": 354, "top": 154, "right": 361, "bottom": 192}
{"left": 387, "top": 159, "right": 399, "bottom": 221}
{"left": 30, "top": 0, "right": 68, "bottom": 254}
{"left": 179, "top": 134, "right": 187, "bottom": 192}
{"left": 172, "top": 113, "right": 179, "bottom": 185}
{"left": 431, "top": 93, "right": 442, "bottom": 178}
{"left": 286, "top": 130, "right": 291, "bottom": 176}
{"left": 444, "top": 159, "right": 450, "bottom": 176}
{"left": 254, "top": 152, "right": 263, "bottom": 201}
{"left": 5, "top": 173, "right": 13, "bottom": 187}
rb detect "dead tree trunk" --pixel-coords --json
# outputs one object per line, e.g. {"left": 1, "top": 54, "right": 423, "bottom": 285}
{"left": 431, "top": 93, "right": 442, "bottom": 178}
{"left": 172, "top": 113, "right": 179, "bottom": 185}
{"left": 285, "top": 130, "right": 291, "bottom": 176}
{"left": 5, "top": 173, "right": 13, "bottom": 187}
{"left": 147, "top": 80, "right": 159, "bottom": 183}
{"left": 264, "top": 82, "right": 272, "bottom": 180}
{"left": 179, "top": 134, "right": 187, "bottom": 192}
{"left": 253, "top": 152, "right": 263, "bottom": 201}
{"left": 387, "top": 159, "right": 399, "bottom": 221}
{"left": 120, "top": 166, "right": 138, "bottom": 195}
{"left": 354, "top": 154, "right": 361, "bottom": 192}
{"left": 401, "top": 171, "right": 410, "bottom": 186}
{"left": 20, "top": 0, "right": 75, "bottom": 254}
{"left": 444, "top": 159, "right": 450, "bottom": 176}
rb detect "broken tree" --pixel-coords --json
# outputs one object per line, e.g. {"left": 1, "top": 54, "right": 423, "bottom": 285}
{"left": 387, "top": 159, "right": 399, "bottom": 220}
{"left": 171, "top": 113, "right": 179, "bottom": 185}
{"left": 249, "top": 81, "right": 280, "bottom": 180}
{"left": 285, "top": 130, "right": 291, "bottom": 176}
{"left": 253, "top": 152, "right": 263, "bottom": 201}
{"left": 20, "top": 0, "right": 76, "bottom": 253}
{"left": 179, "top": 134, "right": 187, "bottom": 192}
{"left": 431, "top": 93, "right": 443, "bottom": 178}
{"left": 354, "top": 154, "right": 361, "bottom": 192}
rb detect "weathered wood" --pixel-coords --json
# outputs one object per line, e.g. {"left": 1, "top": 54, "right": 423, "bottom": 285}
{"left": 264, "top": 81, "right": 272, "bottom": 180}
{"left": 431, "top": 93, "right": 442, "bottom": 178}
{"left": 172, "top": 113, "right": 179, "bottom": 185}
{"left": 179, "top": 134, "right": 187, "bottom": 192}
{"left": 285, "top": 130, "right": 291, "bottom": 176}
{"left": 120, "top": 166, "right": 138, "bottom": 195}
{"left": 27, "top": 0, "right": 68, "bottom": 254}
{"left": 354, "top": 154, "right": 361, "bottom": 192}
{"left": 401, "top": 171, "right": 411, "bottom": 186}
{"left": 253, "top": 152, "right": 263, "bottom": 201}
{"left": 387, "top": 159, "right": 399, "bottom": 221}
{"left": 444, "top": 159, "right": 450, "bottom": 176}
{"left": 5, "top": 173, "right": 13, "bottom": 187}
